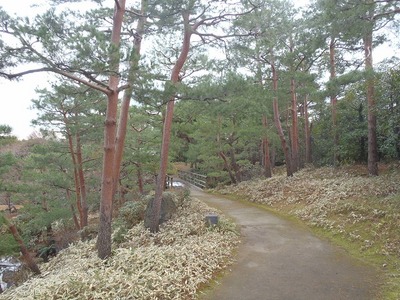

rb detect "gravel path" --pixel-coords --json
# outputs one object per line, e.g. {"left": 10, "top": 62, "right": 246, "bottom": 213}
{"left": 193, "top": 188, "right": 381, "bottom": 300}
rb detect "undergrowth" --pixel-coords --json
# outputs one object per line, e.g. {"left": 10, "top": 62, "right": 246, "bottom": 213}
{"left": 0, "top": 197, "right": 239, "bottom": 300}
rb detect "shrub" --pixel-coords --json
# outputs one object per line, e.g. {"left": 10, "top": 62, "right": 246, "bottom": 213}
{"left": 0, "top": 233, "right": 19, "bottom": 256}
{"left": 113, "top": 197, "right": 148, "bottom": 244}
{"left": 173, "top": 187, "right": 191, "bottom": 207}
{"left": 118, "top": 199, "right": 147, "bottom": 228}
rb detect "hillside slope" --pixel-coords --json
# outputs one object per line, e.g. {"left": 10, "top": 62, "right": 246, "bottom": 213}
{"left": 1, "top": 198, "right": 239, "bottom": 300}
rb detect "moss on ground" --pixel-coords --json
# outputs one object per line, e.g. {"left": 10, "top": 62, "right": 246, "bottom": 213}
{"left": 215, "top": 165, "right": 400, "bottom": 299}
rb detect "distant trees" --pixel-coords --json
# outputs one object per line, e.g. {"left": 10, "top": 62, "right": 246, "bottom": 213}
{"left": 0, "top": 125, "right": 12, "bottom": 137}
{"left": 0, "top": 125, "right": 16, "bottom": 146}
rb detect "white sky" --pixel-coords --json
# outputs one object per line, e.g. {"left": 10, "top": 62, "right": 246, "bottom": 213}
{"left": 0, "top": 1, "right": 49, "bottom": 139}
{"left": 0, "top": 0, "right": 398, "bottom": 139}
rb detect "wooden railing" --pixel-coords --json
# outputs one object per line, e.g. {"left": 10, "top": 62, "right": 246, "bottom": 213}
{"left": 178, "top": 170, "right": 207, "bottom": 189}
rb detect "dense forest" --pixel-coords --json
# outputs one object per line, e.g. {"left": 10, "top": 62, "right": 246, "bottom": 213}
{"left": 0, "top": 0, "right": 399, "bottom": 279}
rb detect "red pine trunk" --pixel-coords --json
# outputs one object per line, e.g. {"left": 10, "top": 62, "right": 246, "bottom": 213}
{"left": 271, "top": 62, "right": 293, "bottom": 177}
{"left": 262, "top": 114, "right": 272, "bottom": 177}
{"left": 150, "top": 12, "right": 193, "bottom": 233}
{"left": 97, "top": 0, "right": 126, "bottom": 259}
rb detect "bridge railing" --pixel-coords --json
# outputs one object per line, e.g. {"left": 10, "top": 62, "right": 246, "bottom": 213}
{"left": 178, "top": 170, "right": 207, "bottom": 189}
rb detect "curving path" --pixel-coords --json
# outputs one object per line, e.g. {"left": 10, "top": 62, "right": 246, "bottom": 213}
{"left": 191, "top": 187, "right": 381, "bottom": 300}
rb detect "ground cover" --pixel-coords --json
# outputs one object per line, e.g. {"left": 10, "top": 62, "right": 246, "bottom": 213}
{"left": 0, "top": 198, "right": 239, "bottom": 300}
{"left": 216, "top": 164, "right": 400, "bottom": 299}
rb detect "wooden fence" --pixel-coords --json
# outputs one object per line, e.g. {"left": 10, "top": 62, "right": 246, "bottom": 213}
{"left": 178, "top": 170, "right": 207, "bottom": 189}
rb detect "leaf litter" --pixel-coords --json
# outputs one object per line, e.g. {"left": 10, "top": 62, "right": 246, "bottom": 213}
{"left": 0, "top": 198, "right": 239, "bottom": 300}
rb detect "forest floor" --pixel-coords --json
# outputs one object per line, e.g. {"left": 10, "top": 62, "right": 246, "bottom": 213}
{"left": 213, "top": 164, "right": 400, "bottom": 299}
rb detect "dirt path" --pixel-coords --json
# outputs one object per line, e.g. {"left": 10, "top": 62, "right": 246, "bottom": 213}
{"left": 192, "top": 188, "right": 381, "bottom": 300}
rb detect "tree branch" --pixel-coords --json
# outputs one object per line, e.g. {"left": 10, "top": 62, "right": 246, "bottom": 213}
{"left": 0, "top": 67, "right": 112, "bottom": 95}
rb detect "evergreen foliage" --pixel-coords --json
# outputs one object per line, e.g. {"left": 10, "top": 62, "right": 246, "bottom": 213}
{"left": 0, "top": 0, "right": 399, "bottom": 261}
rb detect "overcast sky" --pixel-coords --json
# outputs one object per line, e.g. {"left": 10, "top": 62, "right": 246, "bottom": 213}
{"left": 0, "top": 0, "right": 397, "bottom": 139}
{"left": 0, "top": 1, "right": 47, "bottom": 139}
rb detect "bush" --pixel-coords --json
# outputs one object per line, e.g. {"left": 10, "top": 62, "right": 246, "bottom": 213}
{"left": 0, "top": 233, "right": 19, "bottom": 256}
{"left": 173, "top": 187, "right": 191, "bottom": 207}
{"left": 118, "top": 199, "right": 147, "bottom": 228}
{"left": 113, "top": 198, "right": 148, "bottom": 244}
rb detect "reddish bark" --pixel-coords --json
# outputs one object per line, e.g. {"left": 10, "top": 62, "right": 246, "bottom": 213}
{"left": 304, "top": 95, "right": 312, "bottom": 164}
{"left": 112, "top": 0, "right": 147, "bottom": 197}
{"left": 290, "top": 77, "right": 299, "bottom": 172}
{"left": 97, "top": 0, "right": 126, "bottom": 259}
{"left": 271, "top": 62, "right": 293, "bottom": 177}
{"left": 5, "top": 217, "right": 40, "bottom": 275}
{"left": 150, "top": 11, "right": 193, "bottom": 233}
{"left": 262, "top": 114, "right": 272, "bottom": 177}
{"left": 289, "top": 38, "right": 299, "bottom": 172}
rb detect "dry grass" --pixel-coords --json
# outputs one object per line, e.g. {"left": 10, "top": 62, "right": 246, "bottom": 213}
{"left": 0, "top": 198, "right": 239, "bottom": 300}
{"left": 216, "top": 164, "right": 400, "bottom": 299}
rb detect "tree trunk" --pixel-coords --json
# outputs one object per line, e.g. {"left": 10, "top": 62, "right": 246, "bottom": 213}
{"left": 229, "top": 146, "right": 241, "bottom": 183}
{"left": 65, "top": 186, "right": 80, "bottom": 230}
{"left": 364, "top": 30, "right": 378, "bottom": 175}
{"left": 64, "top": 115, "right": 83, "bottom": 229}
{"left": 262, "top": 114, "right": 272, "bottom": 177}
{"left": 97, "top": 0, "right": 125, "bottom": 259}
{"left": 329, "top": 37, "right": 339, "bottom": 166}
{"left": 304, "top": 95, "right": 312, "bottom": 164}
{"left": 137, "top": 164, "right": 144, "bottom": 194}
{"left": 150, "top": 12, "right": 192, "bottom": 233}
{"left": 358, "top": 103, "right": 368, "bottom": 162}
{"left": 219, "top": 151, "right": 237, "bottom": 184}
{"left": 112, "top": 0, "right": 147, "bottom": 196}
{"left": 75, "top": 131, "right": 88, "bottom": 227}
{"left": 271, "top": 61, "right": 293, "bottom": 177}
{"left": 4, "top": 217, "right": 40, "bottom": 275}
{"left": 290, "top": 77, "right": 299, "bottom": 172}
